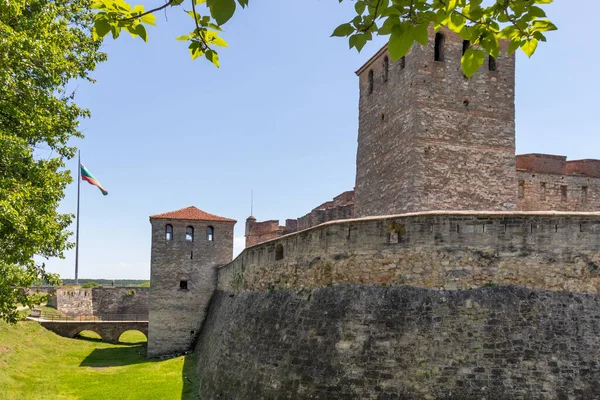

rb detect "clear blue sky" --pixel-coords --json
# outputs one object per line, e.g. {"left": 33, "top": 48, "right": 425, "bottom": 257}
{"left": 44, "top": 0, "right": 600, "bottom": 280}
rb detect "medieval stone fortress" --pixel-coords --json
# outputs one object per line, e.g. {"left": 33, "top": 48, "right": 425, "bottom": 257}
{"left": 148, "top": 27, "right": 600, "bottom": 398}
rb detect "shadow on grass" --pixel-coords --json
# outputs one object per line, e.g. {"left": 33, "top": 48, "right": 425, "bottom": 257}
{"left": 181, "top": 352, "right": 200, "bottom": 400}
{"left": 79, "top": 345, "right": 149, "bottom": 367}
{"left": 75, "top": 335, "right": 103, "bottom": 343}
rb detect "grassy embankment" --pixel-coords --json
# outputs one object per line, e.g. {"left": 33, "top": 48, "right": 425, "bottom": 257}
{"left": 0, "top": 311, "right": 198, "bottom": 400}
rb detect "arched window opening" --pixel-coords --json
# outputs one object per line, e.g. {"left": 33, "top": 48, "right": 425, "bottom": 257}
{"left": 206, "top": 226, "right": 214, "bottom": 241}
{"left": 165, "top": 224, "right": 173, "bottom": 241}
{"left": 186, "top": 226, "right": 194, "bottom": 242}
{"left": 462, "top": 40, "right": 470, "bottom": 56}
{"left": 489, "top": 55, "right": 497, "bottom": 71}
{"left": 400, "top": 56, "right": 406, "bottom": 70}
{"left": 368, "top": 70, "right": 374, "bottom": 94}
{"left": 275, "top": 243, "right": 284, "bottom": 261}
{"left": 434, "top": 33, "right": 445, "bottom": 62}
{"left": 383, "top": 56, "right": 389, "bottom": 82}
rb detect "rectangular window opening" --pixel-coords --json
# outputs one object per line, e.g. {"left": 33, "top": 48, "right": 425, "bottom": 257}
{"left": 540, "top": 182, "right": 546, "bottom": 201}
{"left": 180, "top": 280, "right": 188, "bottom": 290}
{"left": 518, "top": 180, "right": 525, "bottom": 199}
{"left": 582, "top": 186, "right": 588, "bottom": 204}
{"left": 561, "top": 185, "right": 568, "bottom": 202}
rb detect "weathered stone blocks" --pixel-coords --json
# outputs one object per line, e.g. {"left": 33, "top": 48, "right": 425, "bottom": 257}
{"left": 195, "top": 285, "right": 600, "bottom": 399}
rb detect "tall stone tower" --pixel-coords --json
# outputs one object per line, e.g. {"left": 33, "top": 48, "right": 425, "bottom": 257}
{"left": 147, "top": 206, "right": 236, "bottom": 358}
{"left": 354, "top": 26, "right": 517, "bottom": 217}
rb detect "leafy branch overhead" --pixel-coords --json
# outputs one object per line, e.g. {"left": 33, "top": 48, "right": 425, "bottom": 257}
{"left": 92, "top": 0, "right": 556, "bottom": 75}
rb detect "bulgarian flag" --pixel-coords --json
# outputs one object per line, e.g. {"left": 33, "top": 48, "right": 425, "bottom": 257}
{"left": 80, "top": 164, "right": 108, "bottom": 196}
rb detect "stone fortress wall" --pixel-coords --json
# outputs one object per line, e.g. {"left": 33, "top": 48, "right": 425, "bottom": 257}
{"left": 53, "top": 287, "right": 149, "bottom": 317}
{"left": 245, "top": 191, "right": 355, "bottom": 248}
{"left": 196, "top": 286, "right": 600, "bottom": 399}
{"left": 199, "top": 211, "right": 600, "bottom": 398}
{"left": 145, "top": 26, "right": 600, "bottom": 398}
{"left": 220, "top": 212, "right": 600, "bottom": 295}
{"left": 247, "top": 152, "right": 600, "bottom": 248}
{"left": 517, "top": 154, "right": 600, "bottom": 211}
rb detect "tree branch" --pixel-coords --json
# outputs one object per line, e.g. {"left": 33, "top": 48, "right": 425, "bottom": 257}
{"left": 190, "top": 0, "right": 211, "bottom": 51}
{"left": 358, "top": 0, "right": 383, "bottom": 33}
{"left": 118, "top": 0, "right": 174, "bottom": 22}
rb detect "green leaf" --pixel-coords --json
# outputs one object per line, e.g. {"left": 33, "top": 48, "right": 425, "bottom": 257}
{"left": 349, "top": 33, "right": 369, "bottom": 52}
{"left": 93, "top": 18, "right": 111, "bottom": 39}
{"left": 355, "top": 1, "right": 366, "bottom": 15}
{"left": 447, "top": 12, "right": 465, "bottom": 33}
{"left": 205, "top": 31, "right": 228, "bottom": 47}
{"left": 461, "top": 47, "right": 485, "bottom": 78}
{"left": 140, "top": 13, "right": 156, "bottom": 26}
{"left": 412, "top": 23, "right": 428, "bottom": 46}
{"left": 135, "top": 24, "right": 147, "bottom": 41}
{"left": 331, "top": 23, "right": 354, "bottom": 37}
{"left": 533, "top": 19, "right": 557, "bottom": 32}
{"left": 205, "top": 49, "right": 220, "bottom": 67}
{"left": 507, "top": 39, "right": 520, "bottom": 55}
{"left": 176, "top": 35, "right": 190, "bottom": 41}
{"left": 188, "top": 41, "right": 204, "bottom": 60}
{"left": 521, "top": 38, "right": 538, "bottom": 57}
{"left": 388, "top": 23, "right": 413, "bottom": 61}
{"left": 209, "top": 0, "right": 236, "bottom": 26}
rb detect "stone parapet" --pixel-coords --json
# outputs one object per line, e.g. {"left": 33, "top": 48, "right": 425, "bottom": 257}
{"left": 220, "top": 211, "right": 600, "bottom": 294}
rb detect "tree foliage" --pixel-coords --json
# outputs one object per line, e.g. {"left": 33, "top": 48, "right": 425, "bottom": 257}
{"left": 91, "top": 0, "right": 555, "bottom": 75}
{"left": 0, "top": 0, "right": 106, "bottom": 323}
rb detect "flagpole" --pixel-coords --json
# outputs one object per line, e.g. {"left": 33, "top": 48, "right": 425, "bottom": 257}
{"left": 75, "top": 150, "right": 81, "bottom": 285}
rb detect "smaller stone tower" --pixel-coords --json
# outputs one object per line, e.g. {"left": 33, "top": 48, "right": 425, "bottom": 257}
{"left": 147, "top": 206, "right": 236, "bottom": 358}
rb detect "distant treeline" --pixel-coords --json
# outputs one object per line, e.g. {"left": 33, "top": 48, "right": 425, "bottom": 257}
{"left": 60, "top": 279, "right": 150, "bottom": 287}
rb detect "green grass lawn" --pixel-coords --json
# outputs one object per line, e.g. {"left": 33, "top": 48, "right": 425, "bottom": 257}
{"left": 0, "top": 319, "right": 199, "bottom": 400}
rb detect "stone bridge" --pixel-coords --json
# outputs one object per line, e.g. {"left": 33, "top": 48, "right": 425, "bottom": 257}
{"left": 38, "top": 320, "right": 148, "bottom": 344}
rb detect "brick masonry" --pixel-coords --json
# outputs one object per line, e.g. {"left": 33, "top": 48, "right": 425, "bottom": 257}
{"left": 245, "top": 191, "right": 355, "bottom": 248}
{"left": 147, "top": 216, "right": 235, "bottom": 358}
{"left": 517, "top": 154, "right": 600, "bottom": 211}
{"left": 220, "top": 212, "right": 600, "bottom": 294}
{"left": 195, "top": 285, "right": 600, "bottom": 399}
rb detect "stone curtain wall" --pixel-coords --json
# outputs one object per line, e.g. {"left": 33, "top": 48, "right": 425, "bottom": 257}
{"left": 219, "top": 212, "right": 600, "bottom": 294}
{"left": 195, "top": 286, "right": 600, "bottom": 399}
{"left": 55, "top": 287, "right": 149, "bottom": 317}
{"left": 55, "top": 288, "right": 94, "bottom": 316}
{"left": 517, "top": 171, "right": 600, "bottom": 212}
{"left": 516, "top": 155, "right": 600, "bottom": 212}
{"left": 92, "top": 287, "right": 149, "bottom": 317}
{"left": 246, "top": 191, "right": 355, "bottom": 248}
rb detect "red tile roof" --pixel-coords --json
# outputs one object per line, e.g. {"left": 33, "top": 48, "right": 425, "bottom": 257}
{"left": 150, "top": 206, "right": 236, "bottom": 222}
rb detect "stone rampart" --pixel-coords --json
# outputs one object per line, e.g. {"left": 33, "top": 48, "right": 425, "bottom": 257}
{"left": 55, "top": 287, "right": 149, "bottom": 317}
{"left": 195, "top": 285, "right": 600, "bottom": 399}
{"left": 219, "top": 211, "right": 600, "bottom": 294}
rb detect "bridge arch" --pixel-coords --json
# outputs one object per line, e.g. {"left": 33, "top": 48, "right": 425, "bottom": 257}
{"left": 76, "top": 329, "right": 103, "bottom": 342}
{"left": 39, "top": 321, "right": 149, "bottom": 345}
{"left": 117, "top": 329, "right": 147, "bottom": 344}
